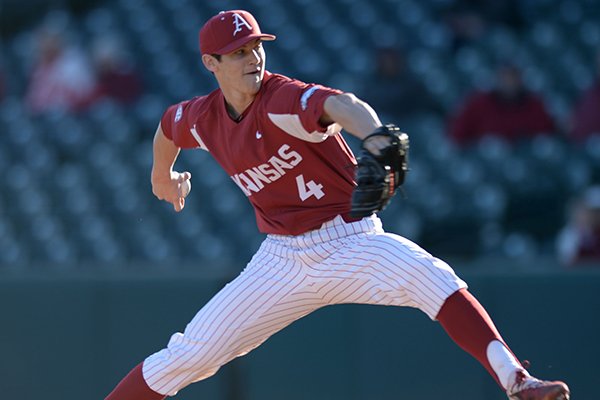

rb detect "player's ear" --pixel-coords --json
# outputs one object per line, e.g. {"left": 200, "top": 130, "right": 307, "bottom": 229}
{"left": 202, "top": 54, "right": 220, "bottom": 72}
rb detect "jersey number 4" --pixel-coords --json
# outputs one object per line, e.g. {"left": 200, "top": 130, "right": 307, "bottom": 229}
{"left": 296, "top": 174, "right": 324, "bottom": 201}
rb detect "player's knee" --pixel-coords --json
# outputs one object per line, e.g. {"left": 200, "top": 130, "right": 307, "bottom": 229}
{"left": 161, "top": 333, "right": 225, "bottom": 378}
{"left": 145, "top": 348, "right": 221, "bottom": 396}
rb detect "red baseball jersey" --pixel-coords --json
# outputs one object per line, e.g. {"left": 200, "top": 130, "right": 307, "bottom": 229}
{"left": 161, "top": 72, "right": 358, "bottom": 235}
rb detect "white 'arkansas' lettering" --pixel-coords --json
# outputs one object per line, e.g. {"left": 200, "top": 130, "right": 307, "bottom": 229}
{"left": 258, "top": 164, "right": 281, "bottom": 181}
{"left": 246, "top": 167, "right": 272, "bottom": 189}
{"left": 231, "top": 175, "right": 252, "bottom": 196}
{"left": 230, "top": 144, "right": 303, "bottom": 197}
{"left": 278, "top": 144, "right": 302, "bottom": 166}
{"left": 238, "top": 174, "right": 261, "bottom": 193}
{"left": 268, "top": 156, "right": 292, "bottom": 176}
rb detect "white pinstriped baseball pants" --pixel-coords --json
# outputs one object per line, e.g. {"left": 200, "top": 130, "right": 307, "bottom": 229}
{"left": 143, "top": 215, "right": 467, "bottom": 396}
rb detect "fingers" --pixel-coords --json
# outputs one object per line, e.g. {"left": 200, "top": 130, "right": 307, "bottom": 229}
{"left": 363, "top": 136, "right": 391, "bottom": 156}
{"left": 173, "top": 197, "right": 185, "bottom": 212}
{"left": 177, "top": 171, "right": 191, "bottom": 182}
{"left": 177, "top": 179, "right": 191, "bottom": 198}
{"left": 151, "top": 171, "right": 191, "bottom": 212}
{"left": 174, "top": 172, "right": 191, "bottom": 212}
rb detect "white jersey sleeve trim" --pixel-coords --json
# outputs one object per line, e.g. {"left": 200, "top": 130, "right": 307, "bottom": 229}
{"left": 267, "top": 113, "right": 341, "bottom": 143}
{"left": 190, "top": 124, "right": 209, "bottom": 151}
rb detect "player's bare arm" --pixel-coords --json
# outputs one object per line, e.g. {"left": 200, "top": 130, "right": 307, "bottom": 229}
{"left": 321, "top": 93, "right": 391, "bottom": 155}
{"left": 151, "top": 123, "right": 192, "bottom": 212}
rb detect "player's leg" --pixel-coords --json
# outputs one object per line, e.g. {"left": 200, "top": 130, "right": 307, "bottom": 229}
{"left": 437, "top": 288, "right": 569, "bottom": 399}
{"left": 315, "top": 220, "right": 568, "bottom": 399}
{"left": 105, "top": 247, "right": 327, "bottom": 399}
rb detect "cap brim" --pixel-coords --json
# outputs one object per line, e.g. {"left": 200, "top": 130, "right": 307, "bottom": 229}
{"left": 213, "top": 33, "right": 276, "bottom": 55}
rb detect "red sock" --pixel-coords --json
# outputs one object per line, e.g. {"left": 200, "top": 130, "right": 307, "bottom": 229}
{"left": 436, "top": 288, "right": 517, "bottom": 387}
{"left": 105, "top": 362, "right": 166, "bottom": 400}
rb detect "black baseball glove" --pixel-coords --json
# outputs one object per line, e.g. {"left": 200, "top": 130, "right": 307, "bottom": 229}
{"left": 349, "top": 124, "right": 409, "bottom": 218}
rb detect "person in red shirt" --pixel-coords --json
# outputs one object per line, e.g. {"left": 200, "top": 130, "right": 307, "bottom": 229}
{"left": 0, "top": 56, "right": 5, "bottom": 102}
{"left": 105, "top": 10, "right": 569, "bottom": 400}
{"left": 569, "top": 50, "right": 600, "bottom": 143}
{"left": 91, "top": 35, "right": 144, "bottom": 105}
{"left": 25, "top": 24, "right": 97, "bottom": 114}
{"left": 449, "top": 63, "right": 555, "bottom": 146}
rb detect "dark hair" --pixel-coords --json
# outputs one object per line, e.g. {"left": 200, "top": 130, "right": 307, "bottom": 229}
{"left": 211, "top": 54, "right": 222, "bottom": 61}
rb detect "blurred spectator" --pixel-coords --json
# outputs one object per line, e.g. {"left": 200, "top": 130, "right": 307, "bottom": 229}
{"left": 568, "top": 50, "right": 600, "bottom": 143}
{"left": 91, "top": 35, "right": 144, "bottom": 105}
{"left": 442, "top": 6, "right": 486, "bottom": 53}
{"left": 0, "top": 64, "right": 5, "bottom": 102}
{"left": 359, "top": 46, "right": 442, "bottom": 121}
{"left": 440, "top": 0, "right": 525, "bottom": 53}
{"left": 448, "top": 63, "right": 555, "bottom": 146}
{"left": 0, "top": 50, "right": 7, "bottom": 102}
{"left": 24, "top": 21, "right": 97, "bottom": 114}
{"left": 556, "top": 185, "right": 600, "bottom": 267}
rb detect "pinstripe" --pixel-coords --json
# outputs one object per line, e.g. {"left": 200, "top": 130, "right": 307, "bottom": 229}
{"left": 234, "top": 304, "right": 318, "bottom": 351}
{"left": 365, "top": 251, "right": 450, "bottom": 314}
{"left": 167, "top": 254, "right": 309, "bottom": 391}
{"left": 166, "top": 257, "right": 302, "bottom": 390}
{"left": 372, "top": 235, "right": 457, "bottom": 292}
{"left": 143, "top": 215, "right": 466, "bottom": 396}
{"left": 362, "top": 239, "right": 458, "bottom": 297}
{"left": 317, "top": 225, "right": 325, "bottom": 243}
{"left": 322, "top": 277, "right": 360, "bottom": 302}
{"left": 301, "top": 248, "right": 323, "bottom": 265}
{"left": 316, "top": 236, "right": 462, "bottom": 315}
{"left": 260, "top": 295, "right": 324, "bottom": 320}
{"left": 145, "top": 252, "right": 275, "bottom": 378}
{"left": 269, "top": 281, "right": 336, "bottom": 306}
{"left": 391, "top": 294, "right": 410, "bottom": 303}
{"left": 188, "top": 268, "right": 346, "bottom": 388}
{"left": 366, "top": 259, "right": 437, "bottom": 311}
{"left": 340, "top": 280, "right": 379, "bottom": 303}
{"left": 323, "top": 224, "right": 332, "bottom": 241}
{"left": 145, "top": 256, "right": 283, "bottom": 387}
{"left": 173, "top": 293, "right": 312, "bottom": 388}
{"left": 309, "top": 276, "right": 347, "bottom": 300}
{"left": 318, "top": 258, "right": 399, "bottom": 284}
{"left": 145, "top": 253, "right": 285, "bottom": 380}
{"left": 359, "top": 250, "right": 448, "bottom": 308}
{"left": 359, "top": 283, "right": 389, "bottom": 304}
{"left": 234, "top": 281, "right": 340, "bottom": 340}
{"left": 249, "top": 299, "right": 322, "bottom": 322}
{"left": 365, "top": 239, "right": 455, "bottom": 293}
{"left": 190, "top": 250, "right": 276, "bottom": 335}
{"left": 316, "top": 242, "right": 337, "bottom": 258}
{"left": 237, "top": 300, "right": 322, "bottom": 341}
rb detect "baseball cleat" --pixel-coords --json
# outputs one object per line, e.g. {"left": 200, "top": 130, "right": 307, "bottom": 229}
{"left": 506, "top": 370, "right": 570, "bottom": 400}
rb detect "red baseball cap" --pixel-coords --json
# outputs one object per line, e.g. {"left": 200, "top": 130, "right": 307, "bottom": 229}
{"left": 199, "top": 10, "right": 276, "bottom": 55}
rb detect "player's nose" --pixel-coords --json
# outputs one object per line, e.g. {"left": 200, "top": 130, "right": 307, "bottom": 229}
{"left": 249, "top": 48, "right": 261, "bottom": 64}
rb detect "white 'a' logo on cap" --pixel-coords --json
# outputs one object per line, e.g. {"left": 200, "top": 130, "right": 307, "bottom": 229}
{"left": 232, "top": 13, "right": 252, "bottom": 36}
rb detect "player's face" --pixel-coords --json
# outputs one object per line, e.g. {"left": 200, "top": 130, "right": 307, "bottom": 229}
{"left": 216, "top": 40, "right": 266, "bottom": 96}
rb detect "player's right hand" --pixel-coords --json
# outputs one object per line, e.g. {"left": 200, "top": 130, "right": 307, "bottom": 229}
{"left": 151, "top": 171, "right": 192, "bottom": 212}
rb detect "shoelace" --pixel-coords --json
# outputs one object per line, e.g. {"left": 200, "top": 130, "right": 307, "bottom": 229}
{"left": 508, "top": 369, "right": 543, "bottom": 396}
{"left": 507, "top": 360, "right": 533, "bottom": 394}
{"left": 513, "top": 375, "right": 543, "bottom": 391}
{"left": 507, "top": 360, "right": 569, "bottom": 400}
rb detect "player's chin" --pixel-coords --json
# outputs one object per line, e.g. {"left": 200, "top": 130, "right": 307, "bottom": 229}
{"left": 243, "top": 73, "right": 263, "bottom": 93}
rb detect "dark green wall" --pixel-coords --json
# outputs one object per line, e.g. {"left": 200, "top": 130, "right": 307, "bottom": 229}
{"left": 0, "top": 270, "right": 597, "bottom": 400}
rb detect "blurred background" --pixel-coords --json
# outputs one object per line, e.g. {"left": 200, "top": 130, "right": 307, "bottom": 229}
{"left": 0, "top": 0, "right": 599, "bottom": 399}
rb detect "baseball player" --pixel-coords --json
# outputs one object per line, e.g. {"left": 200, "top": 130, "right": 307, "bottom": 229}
{"left": 105, "top": 10, "right": 569, "bottom": 400}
